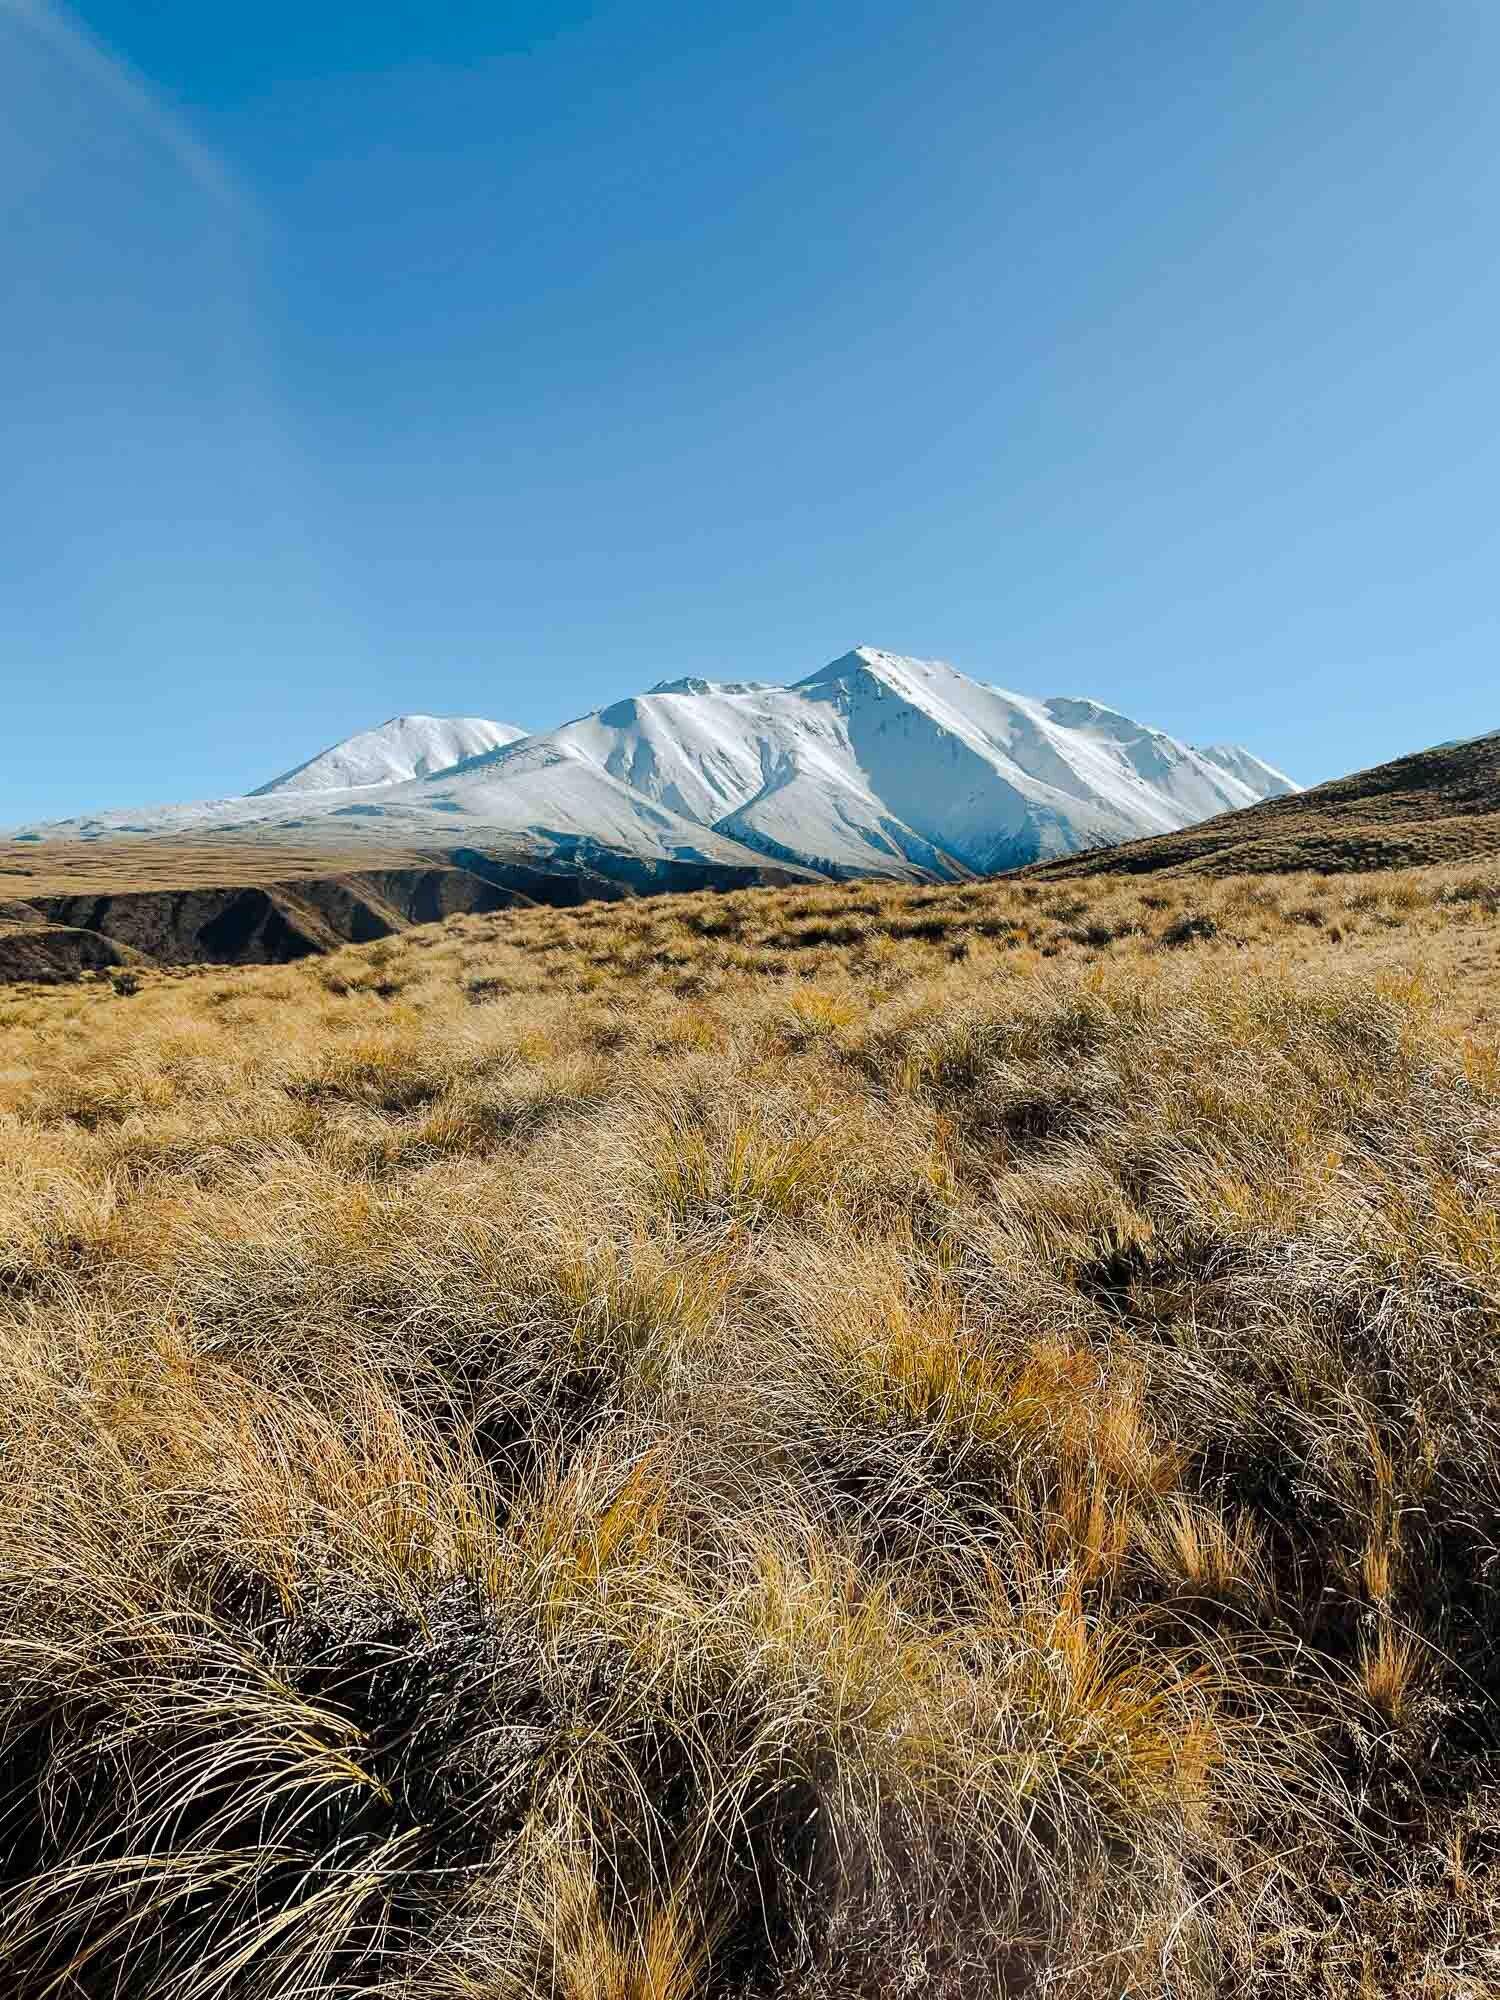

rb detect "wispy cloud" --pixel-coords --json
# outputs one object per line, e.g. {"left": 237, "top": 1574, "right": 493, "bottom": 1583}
{"left": 0, "top": 0, "right": 255, "bottom": 220}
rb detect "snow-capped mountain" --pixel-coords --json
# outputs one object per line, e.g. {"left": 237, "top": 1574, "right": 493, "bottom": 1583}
{"left": 373, "top": 649, "right": 1296, "bottom": 877}
{"left": 7, "top": 649, "right": 1297, "bottom": 881}
{"left": 252, "top": 715, "right": 526, "bottom": 795}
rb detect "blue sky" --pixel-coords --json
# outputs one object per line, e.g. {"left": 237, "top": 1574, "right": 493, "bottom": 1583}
{"left": 4, "top": 0, "right": 1498, "bottom": 818}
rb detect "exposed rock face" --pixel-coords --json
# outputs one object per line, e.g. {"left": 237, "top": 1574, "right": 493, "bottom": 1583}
{"left": 0, "top": 922, "right": 147, "bottom": 986}
{"left": 0, "top": 849, "right": 812, "bottom": 983}
{"left": 20, "top": 867, "right": 525, "bottom": 971}
{"left": 447, "top": 846, "right": 811, "bottom": 904}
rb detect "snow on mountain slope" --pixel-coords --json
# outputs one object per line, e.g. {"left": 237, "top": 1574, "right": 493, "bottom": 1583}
{"left": 10, "top": 756, "right": 791, "bottom": 876}
{"left": 789, "top": 653, "right": 1237, "bottom": 868}
{"left": 406, "top": 647, "right": 1296, "bottom": 877}
{"left": 788, "top": 650, "right": 1294, "bottom": 866}
{"left": 6, "top": 649, "right": 1296, "bottom": 882}
{"left": 416, "top": 682, "right": 961, "bottom": 879}
{"left": 367, "top": 735, "right": 819, "bottom": 871}
{"left": 1193, "top": 744, "right": 1298, "bottom": 798}
{"left": 252, "top": 715, "right": 526, "bottom": 795}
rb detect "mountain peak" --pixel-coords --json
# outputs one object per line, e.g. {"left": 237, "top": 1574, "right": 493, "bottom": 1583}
{"left": 796, "top": 645, "right": 954, "bottom": 692}
{"left": 251, "top": 714, "right": 526, "bottom": 796}
{"left": 13, "top": 649, "right": 1297, "bottom": 877}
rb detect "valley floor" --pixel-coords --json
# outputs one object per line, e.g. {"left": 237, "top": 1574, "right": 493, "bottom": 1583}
{"left": 3, "top": 857, "right": 1500, "bottom": 1996}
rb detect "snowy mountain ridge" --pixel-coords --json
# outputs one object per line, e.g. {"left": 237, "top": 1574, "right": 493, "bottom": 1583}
{"left": 9, "top": 647, "right": 1297, "bottom": 882}
{"left": 251, "top": 714, "right": 526, "bottom": 795}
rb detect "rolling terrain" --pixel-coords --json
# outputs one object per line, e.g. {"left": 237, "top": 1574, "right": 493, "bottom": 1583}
{"left": 2, "top": 716, "right": 1492, "bottom": 986}
{"left": 0, "top": 647, "right": 1301, "bottom": 980}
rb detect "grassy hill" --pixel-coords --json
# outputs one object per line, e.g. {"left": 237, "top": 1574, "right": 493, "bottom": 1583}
{"left": 2, "top": 855, "right": 1500, "bottom": 1996}
{"left": 1029, "top": 728, "right": 1500, "bottom": 879}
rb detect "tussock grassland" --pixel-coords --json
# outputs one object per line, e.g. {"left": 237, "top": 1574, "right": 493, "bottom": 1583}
{"left": 3, "top": 858, "right": 1500, "bottom": 1996}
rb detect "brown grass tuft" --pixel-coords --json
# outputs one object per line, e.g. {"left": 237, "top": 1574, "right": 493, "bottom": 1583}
{"left": 3, "top": 853, "right": 1500, "bottom": 1994}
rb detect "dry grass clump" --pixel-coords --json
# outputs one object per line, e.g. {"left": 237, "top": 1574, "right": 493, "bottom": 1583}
{"left": 3, "top": 856, "right": 1500, "bottom": 1994}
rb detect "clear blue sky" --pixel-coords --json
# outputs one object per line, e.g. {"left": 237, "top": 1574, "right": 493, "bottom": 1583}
{"left": 4, "top": 0, "right": 1498, "bottom": 818}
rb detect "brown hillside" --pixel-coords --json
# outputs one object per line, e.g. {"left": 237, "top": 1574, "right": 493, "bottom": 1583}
{"left": 1031, "top": 729, "right": 1500, "bottom": 879}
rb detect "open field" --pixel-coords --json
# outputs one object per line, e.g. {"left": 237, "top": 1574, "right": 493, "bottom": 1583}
{"left": 3, "top": 856, "right": 1500, "bottom": 1995}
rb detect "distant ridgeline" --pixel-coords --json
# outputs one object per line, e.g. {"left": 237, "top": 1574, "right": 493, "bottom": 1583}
{"left": 0, "top": 645, "right": 1317, "bottom": 978}
{"left": 6, "top": 648, "right": 1294, "bottom": 884}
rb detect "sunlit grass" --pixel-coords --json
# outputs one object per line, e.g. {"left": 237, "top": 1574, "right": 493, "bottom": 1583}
{"left": 0, "top": 853, "right": 1498, "bottom": 1996}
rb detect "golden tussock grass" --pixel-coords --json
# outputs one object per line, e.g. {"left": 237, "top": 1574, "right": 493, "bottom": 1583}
{"left": 2, "top": 853, "right": 1500, "bottom": 1994}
